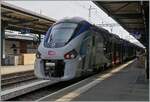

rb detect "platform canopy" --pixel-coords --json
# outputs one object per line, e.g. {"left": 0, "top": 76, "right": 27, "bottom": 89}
{"left": 94, "top": 1, "right": 149, "bottom": 47}
{"left": 1, "top": 2, "right": 56, "bottom": 34}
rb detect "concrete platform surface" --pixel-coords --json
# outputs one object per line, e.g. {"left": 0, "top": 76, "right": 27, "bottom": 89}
{"left": 73, "top": 59, "right": 149, "bottom": 101}
{"left": 1, "top": 65, "right": 34, "bottom": 75}
{"left": 38, "top": 59, "right": 149, "bottom": 101}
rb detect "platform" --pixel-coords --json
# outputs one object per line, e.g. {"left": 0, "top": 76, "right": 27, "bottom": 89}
{"left": 38, "top": 59, "right": 149, "bottom": 101}
{"left": 1, "top": 65, "right": 34, "bottom": 75}
{"left": 73, "top": 60, "right": 149, "bottom": 101}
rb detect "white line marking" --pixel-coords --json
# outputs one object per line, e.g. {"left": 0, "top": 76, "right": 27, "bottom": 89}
{"left": 55, "top": 79, "right": 101, "bottom": 102}
{"left": 55, "top": 60, "right": 134, "bottom": 102}
{"left": 37, "top": 76, "right": 90, "bottom": 101}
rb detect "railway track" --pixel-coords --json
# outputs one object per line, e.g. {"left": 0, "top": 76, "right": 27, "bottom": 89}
{"left": 5, "top": 72, "right": 96, "bottom": 101}
{"left": 1, "top": 66, "right": 113, "bottom": 101}
{"left": 1, "top": 61, "right": 128, "bottom": 101}
{"left": 1, "top": 70, "right": 36, "bottom": 87}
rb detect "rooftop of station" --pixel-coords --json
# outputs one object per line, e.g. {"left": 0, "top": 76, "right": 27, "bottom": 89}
{"left": 1, "top": 2, "right": 56, "bottom": 34}
{"left": 94, "top": 1, "right": 149, "bottom": 47}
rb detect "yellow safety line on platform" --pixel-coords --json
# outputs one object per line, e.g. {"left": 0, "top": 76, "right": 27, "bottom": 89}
{"left": 55, "top": 60, "right": 135, "bottom": 102}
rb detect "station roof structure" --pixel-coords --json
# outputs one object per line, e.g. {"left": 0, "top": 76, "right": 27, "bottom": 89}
{"left": 1, "top": 2, "right": 56, "bottom": 34}
{"left": 94, "top": 1, "right": 149, "bottom": 47}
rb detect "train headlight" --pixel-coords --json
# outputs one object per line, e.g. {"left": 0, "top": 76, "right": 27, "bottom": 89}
{"left": 36, "top": 51, "right": 41, "bottom": 58}
{"left": 64, "top": 49, "right": 78, "bottom": 59}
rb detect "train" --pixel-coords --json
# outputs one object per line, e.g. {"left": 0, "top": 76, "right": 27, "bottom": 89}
{"left": 34, "top": 17, "right": 144, "bottom": 81}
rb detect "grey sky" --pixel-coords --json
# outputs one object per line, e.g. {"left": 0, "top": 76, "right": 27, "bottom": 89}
{"left": 4, "top": 1, "right": 145, "bottom": 48}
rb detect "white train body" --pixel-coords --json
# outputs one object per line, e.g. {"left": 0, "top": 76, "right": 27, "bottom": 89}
{"left": 34, "top": 17, "right": 115, "bottom": 81}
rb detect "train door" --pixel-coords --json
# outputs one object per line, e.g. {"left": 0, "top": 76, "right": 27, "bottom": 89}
{"left": 120, "top": 43, "right": 124, "bottom": 64}
{"left": 85, "top": 36, "right": 93, "bottom": 71}
{"left": 111, "top": 39, "right": 116, "bottom": 65}
{"left": 80, "top": 35, "right": 93, "bottom": 72}
{"left": 95, "top": 32, "right": 105, "bottom": 69}
{"left": 103, "top": 39, "right": 112, "bottom": 67}
{"left": 91, "top": 35, "right": 96, "bottom": 69}
{"left": 116, "top": 43, "right": 120, "bottom": 64}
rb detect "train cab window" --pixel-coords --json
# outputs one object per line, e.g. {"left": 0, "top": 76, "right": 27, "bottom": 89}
{"left": 48, "top": 23, "right": 77, "bottom": 43}
{"left": 45, "top": 23, "right": 77, "bottom": 48}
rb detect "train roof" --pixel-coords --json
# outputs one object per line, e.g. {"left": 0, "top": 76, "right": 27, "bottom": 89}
{"left": 57, "top": 17, "right": 89, "bottom": 24}
{"left": 92, "top": 24, "right": 109, "bottom": 33}
{"left": 53, "top": 17, "right": 143, "bottom": 49}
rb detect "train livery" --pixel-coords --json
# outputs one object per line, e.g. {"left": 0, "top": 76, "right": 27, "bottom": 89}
{"left": 34, "top": 17, "right": 142, "bottom": 81}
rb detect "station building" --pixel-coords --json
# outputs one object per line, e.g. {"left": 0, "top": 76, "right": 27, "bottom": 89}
{"left": 3, "top": 30, "right": 40, "bottom": 65}
{"left": 1, "top": 2, "right": 56, "bottom": 66}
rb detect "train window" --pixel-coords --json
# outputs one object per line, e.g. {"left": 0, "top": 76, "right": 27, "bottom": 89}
{"left": 47, "top": 23, "right": 77, "bottom": 44}
{"left": 92, "top": 36, "right": 95, "bottom": 46}
{"left": 104, "top": 40, "right": 112, "bottom": 59}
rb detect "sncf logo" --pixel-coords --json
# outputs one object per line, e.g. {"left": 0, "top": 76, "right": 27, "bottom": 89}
{"left": 48, "top": 51, "right": 56, "bottom": 55}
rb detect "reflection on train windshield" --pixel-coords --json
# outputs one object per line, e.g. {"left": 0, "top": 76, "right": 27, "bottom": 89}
{"left": 47, "top": 23, "right": 77, "bottom": 44}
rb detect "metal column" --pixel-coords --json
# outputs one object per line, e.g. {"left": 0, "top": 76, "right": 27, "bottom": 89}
{"left": 142, "top": 2, "right": 149, "bottom": 79}
{"left": 1, "top": 21, "right": 6, "bottom": 66}
{"left": 0, "top": 26, "right": 1, "bottom": 66}
{"left": 36, "top": 33, "right": 41, "bottom": 45}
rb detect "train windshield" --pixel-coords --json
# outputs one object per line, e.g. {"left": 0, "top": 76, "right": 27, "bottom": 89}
{"left": 45, "top": 23, "right": 77, "bottom": 47}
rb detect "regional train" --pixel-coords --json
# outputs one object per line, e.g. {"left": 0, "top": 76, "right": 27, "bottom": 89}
{"left": 34, "top": 17, "right": 144, "bottom": 81}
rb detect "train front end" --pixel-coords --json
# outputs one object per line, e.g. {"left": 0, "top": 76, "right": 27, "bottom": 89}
{"left": 34, "top": 20, "right": 83, "bottom": 81}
